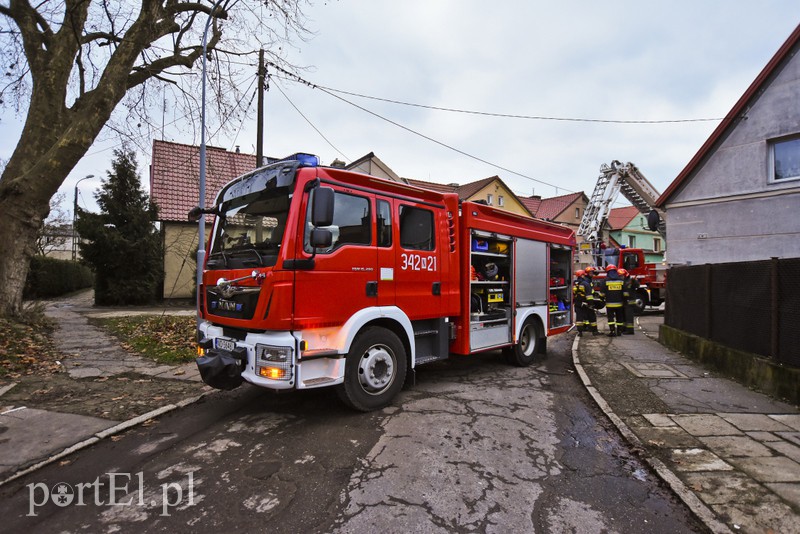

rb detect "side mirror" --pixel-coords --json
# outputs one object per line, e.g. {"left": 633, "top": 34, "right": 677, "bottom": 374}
{"left": 310, "top": 228, "right": 333, "bottom": 248}
{"left": 312, "top": 187, "right": 334, "bottom": 227}
{"left": 188, "top": 206, "right": 203, "bottom": 222}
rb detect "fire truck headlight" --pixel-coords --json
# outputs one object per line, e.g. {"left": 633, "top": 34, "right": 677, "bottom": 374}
{"left": 255, "top": 344, "right": 292, "bottom": 381}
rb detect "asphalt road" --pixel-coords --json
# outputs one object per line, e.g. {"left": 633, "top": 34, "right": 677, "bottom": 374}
{"left": 1, "top": 332, "right": 704, "bottom": 533}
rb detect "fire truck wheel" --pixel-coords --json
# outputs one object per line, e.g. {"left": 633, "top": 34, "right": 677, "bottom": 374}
{"left": 336, "top": 326, "right": 408, "bottom": 412}
{"left": 505, "top": 319, "right": 542, "bottom": 367}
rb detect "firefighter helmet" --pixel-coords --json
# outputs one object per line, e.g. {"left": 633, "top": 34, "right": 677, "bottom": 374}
{"left": 618, "top": 268, "right": 628, "bottom": 277}
{"left": 575, "top": 270, "right": 585, "bottom": 277}
{"left": 605, "top": 264, "right": 617, "bottom": 271}
{"left": 585, "top": 266, "right": 597, "bottom": 275}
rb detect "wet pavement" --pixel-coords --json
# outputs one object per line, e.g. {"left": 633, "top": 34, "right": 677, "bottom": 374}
{"left": 575, "top": 312, "right": 800, "bottom": 533}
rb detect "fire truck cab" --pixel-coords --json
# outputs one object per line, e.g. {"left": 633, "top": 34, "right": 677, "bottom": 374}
{"left": 194, "top": 154, "right": 575, "bottom": 411}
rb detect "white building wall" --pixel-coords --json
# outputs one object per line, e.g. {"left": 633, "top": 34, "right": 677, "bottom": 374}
{"left": 666, "top": 42, "right": 800, "bottom": 265}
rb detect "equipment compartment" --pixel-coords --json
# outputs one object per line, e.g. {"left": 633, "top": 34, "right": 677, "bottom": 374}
{"left": 469, "top": 231, "right": 512, "bottom": 350}
{"left": 548, "top": 245, "right": 572, "bottom": 329}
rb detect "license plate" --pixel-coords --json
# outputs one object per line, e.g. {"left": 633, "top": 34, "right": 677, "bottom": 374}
{"left": 216, "top": 338, "right": 236, "bottom": 352}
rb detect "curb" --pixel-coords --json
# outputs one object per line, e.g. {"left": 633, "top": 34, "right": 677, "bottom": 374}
{"left": 571, "top": 323, "right": 733, "bottom": 534}
{"left": 0, "top": 390, "right": 215, "bottom": 488}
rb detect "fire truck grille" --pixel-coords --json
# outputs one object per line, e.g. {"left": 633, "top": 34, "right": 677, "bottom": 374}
{"left": 207, "top": 291, "right": 259, "bottom": 320}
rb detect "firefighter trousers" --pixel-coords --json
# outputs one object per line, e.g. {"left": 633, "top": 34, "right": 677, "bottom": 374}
{"left": 606, "top": 305, "right": 625, "bottom": 334}
{"left": 623, "top": 304, "right": 636, "bottom": 334}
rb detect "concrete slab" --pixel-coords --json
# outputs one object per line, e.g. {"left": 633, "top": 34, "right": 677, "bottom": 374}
{"left": 765, "top": 482, "right": 800, "bottom": 509}
{"left": 0, "top": 408, "right": 117, "bottom": 477}
{"left": 697, "top": 435, "right": 774, "bottom": 458}
{"left": 719, "top": 413, "right": 795, "bottom": 432}
{"left": 621, "top": 362, "right": 688, "bottom": 379}
{"left": 669, "top": 448, "right": 734, "bottom": 472}
{"left": 642, "top": 413, "right": 676, "bottom": 427}
{"left": 633, "top": 426, "right": 701, "bottom": 448}
{"left": 771, "top": 414, "right": 800, "bottom": 431}
{"left": 682, "top": 471, "right": 778, "bottom": 506}
{"left": 673, "top": 414, "right": 744, "bottom": 437}
{"left": 765, "top": 440, "right": 800, "bottom": 463}
{"left": 728, "top": 456, "right": 800, "bottom": 483}
{"left": 746, "top": 431, "right": 783, "bottom": 442}
{"left": 776, "top": 431, "right": 800, "bottom": 447}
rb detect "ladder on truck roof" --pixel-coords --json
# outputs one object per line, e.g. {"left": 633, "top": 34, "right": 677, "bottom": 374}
{"left": 577, "top": 160, "right": 666, "bottom": 243}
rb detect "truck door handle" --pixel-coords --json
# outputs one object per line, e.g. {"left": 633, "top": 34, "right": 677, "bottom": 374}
{"left": 366, "top": 281, "right": 378, "bottom": 297}
{"left": 432, "top": 282, "right": 441, "bottom": 296}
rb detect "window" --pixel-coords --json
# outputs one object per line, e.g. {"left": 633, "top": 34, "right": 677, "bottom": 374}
{"left": 377, "top": 200, "right": 392, "bottom": 247}
{"left": 653, "top": 238, "right": 662, "bottom": 253}
{"left": 628, "top": 236, "right": 636, "bottom": 248}
{"left": 487, "top": 194, "right": 493, "bottom": 205}
{"left": 305, "top": 190, "right": 371, "bottom": 253}
{"left": 498, "top": 195, "right": 504, "bottom": 207}
{"left": 399, "top": 205, "right": 435, "bottom": 251}
{"left": 771, "top": 137, "right": 800, "bottom": 182}
{"left": 575, "top": 207, "right": 580, "bottom": 219}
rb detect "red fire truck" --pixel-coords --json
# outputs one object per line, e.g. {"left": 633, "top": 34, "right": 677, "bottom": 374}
{"left": 192, "top": 154, "right": 575, "bottom": 411}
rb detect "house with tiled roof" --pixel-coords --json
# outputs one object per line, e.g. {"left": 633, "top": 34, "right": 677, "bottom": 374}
{"left": 150, "top": 140, "right": 257, "bottom": 299}
{"left": 522, "top": 191, "right": 590, "bottom": 268}
{"left": 407, "top": 176, "right": 533, "bottom": 217}
{"left": 656, "top": 22, "right": 800, "bottom": 265}
{"left": 607, "top": 206, "right": 665, "bottom": 263}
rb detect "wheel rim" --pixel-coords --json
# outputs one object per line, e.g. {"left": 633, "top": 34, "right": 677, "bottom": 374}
{"left": 358, "top": 344, "right": 396, "bottom": 395}
{"left": 520, "top": 324, "right": 535, "bottom": 357}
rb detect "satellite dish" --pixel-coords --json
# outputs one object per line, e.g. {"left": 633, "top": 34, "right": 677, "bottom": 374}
{"left": 647, "top": 210, "right": 661, "bottom": 232}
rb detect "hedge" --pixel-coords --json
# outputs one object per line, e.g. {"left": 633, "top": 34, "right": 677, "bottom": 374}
{"left": 24, "top": 256, "right": 94, "bottom": 299}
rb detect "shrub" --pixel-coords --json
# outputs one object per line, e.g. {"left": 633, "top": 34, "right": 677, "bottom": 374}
{"left": 24, "top": 256, "right": 94, "bottom": 299}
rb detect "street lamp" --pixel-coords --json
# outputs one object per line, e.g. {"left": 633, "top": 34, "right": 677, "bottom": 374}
{"left": 72, "top": 174, "right": 95, "bottom": 260}
{"left": 197, "top": 0, "right": 226, "bottom": 326}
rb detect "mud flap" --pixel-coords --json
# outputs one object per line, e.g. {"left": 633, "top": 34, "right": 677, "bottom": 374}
{"left": 196, "top": 347, "right": 247, "bottom": 390}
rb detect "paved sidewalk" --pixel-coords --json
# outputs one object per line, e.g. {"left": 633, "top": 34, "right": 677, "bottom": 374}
{"left": 574, "top": 312, "right": 800, "bottom": 534}
{"left": 0, "top": 290, "right": 209, "bottom": 484}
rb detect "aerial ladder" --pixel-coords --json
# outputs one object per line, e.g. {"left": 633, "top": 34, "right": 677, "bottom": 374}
{"left": 577, "top": 160, "right": 666, "bottom": 247}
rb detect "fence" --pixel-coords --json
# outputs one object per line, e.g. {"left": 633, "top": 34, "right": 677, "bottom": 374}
{"left": 665, "top": 257, "right": 800, "bottom": 368}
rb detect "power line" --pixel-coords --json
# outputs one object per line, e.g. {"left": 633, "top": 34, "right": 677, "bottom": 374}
{"left": 273, "top": 78, "right": 351, "bottom": 163}
{"left": 270, "top": 68, "right": 569, "bottom": 192}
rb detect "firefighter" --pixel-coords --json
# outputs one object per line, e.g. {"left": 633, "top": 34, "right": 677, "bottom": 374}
{"left": 599, "top": 264, "right": 625, "bottom": 336}
{"left": 619, "top": 268, "right": 639, "bottom": 335}
{"left": 583, "top": 267, "right": 600, "bottom": 334}
{"left": 573, "top": 270, "right": 587, "bottom": 331}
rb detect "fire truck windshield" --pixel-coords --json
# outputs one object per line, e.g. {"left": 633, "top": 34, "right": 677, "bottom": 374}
{"left": 207, "top": 190, "right": 290, "bottom": 270}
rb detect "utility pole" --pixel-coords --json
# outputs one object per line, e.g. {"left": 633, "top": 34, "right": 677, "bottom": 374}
{"left": 256, "top": 49, "right": 266, "bottom": 168}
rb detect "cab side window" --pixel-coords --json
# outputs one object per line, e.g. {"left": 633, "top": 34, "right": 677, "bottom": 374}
{"left": 399, "top": 205, "right": 435, "bottom": 251}
{"left": 305, "top": 190, "right": 371, "bottom": 253}
{"left": 377, "top": 199, "right": 392, "bottom": 247}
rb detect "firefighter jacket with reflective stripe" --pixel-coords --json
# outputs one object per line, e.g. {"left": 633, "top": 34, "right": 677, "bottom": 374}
{"left": 622, "top": 277, "right": 640, "bottom": 305}
{"left": 572, "top": 277, "right": 594, "bottom": 304}
{"left": 600, "top": 272, "right": 624, "bottom": 308}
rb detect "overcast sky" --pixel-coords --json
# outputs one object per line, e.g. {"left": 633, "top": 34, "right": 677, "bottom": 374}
{"left": 2, "top": 1, "right": 799, "bottom": 214}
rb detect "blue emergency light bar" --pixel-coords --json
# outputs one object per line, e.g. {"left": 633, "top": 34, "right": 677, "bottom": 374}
{"left": 281, "top": 152, "right": 319, "bottom": 167}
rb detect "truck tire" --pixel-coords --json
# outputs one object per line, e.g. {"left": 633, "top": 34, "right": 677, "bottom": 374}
{"left": 504, "top": 318, "right": 543, "bottom": 367}
{"left": 336, "top": 326, "right": 407, "bottom": 412}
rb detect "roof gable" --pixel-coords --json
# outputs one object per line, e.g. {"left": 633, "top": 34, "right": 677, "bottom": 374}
{"left": 150, "top": 140, "right": 256, "bottom": 222}
{"left": 657, "top": 23, "right": 800, "bottom": 207}
{"left": 533, "top": 192, "right": 585, "bottom": 220}
{"left": 607, "top": 206, "right": 639, "bottom": 230}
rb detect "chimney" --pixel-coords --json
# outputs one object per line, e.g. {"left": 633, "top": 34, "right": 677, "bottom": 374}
{"left": 235, "top": 145, "right": 240, "bottom": 153}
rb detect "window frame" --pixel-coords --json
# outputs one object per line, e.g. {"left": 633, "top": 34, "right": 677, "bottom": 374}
{"left": 304, "top": 189, "right": 372, "bottom": 254}
{"left": 769, "top": 135, "right": 800, "bottom": 184}
{"left": 398, "top": 205, "right": 436, "bottom": 251}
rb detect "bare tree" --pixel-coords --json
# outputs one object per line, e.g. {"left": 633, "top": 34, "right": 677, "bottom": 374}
{"left": 35, "top": 192, "right": 71, "bottom": 256}
{"left": 0, "top": 0, "right": 311, "bottom": 317}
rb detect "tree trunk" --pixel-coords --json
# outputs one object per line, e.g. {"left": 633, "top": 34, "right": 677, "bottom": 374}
{"left": 0, "top": 194, "right": 44, "bottom": 316}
